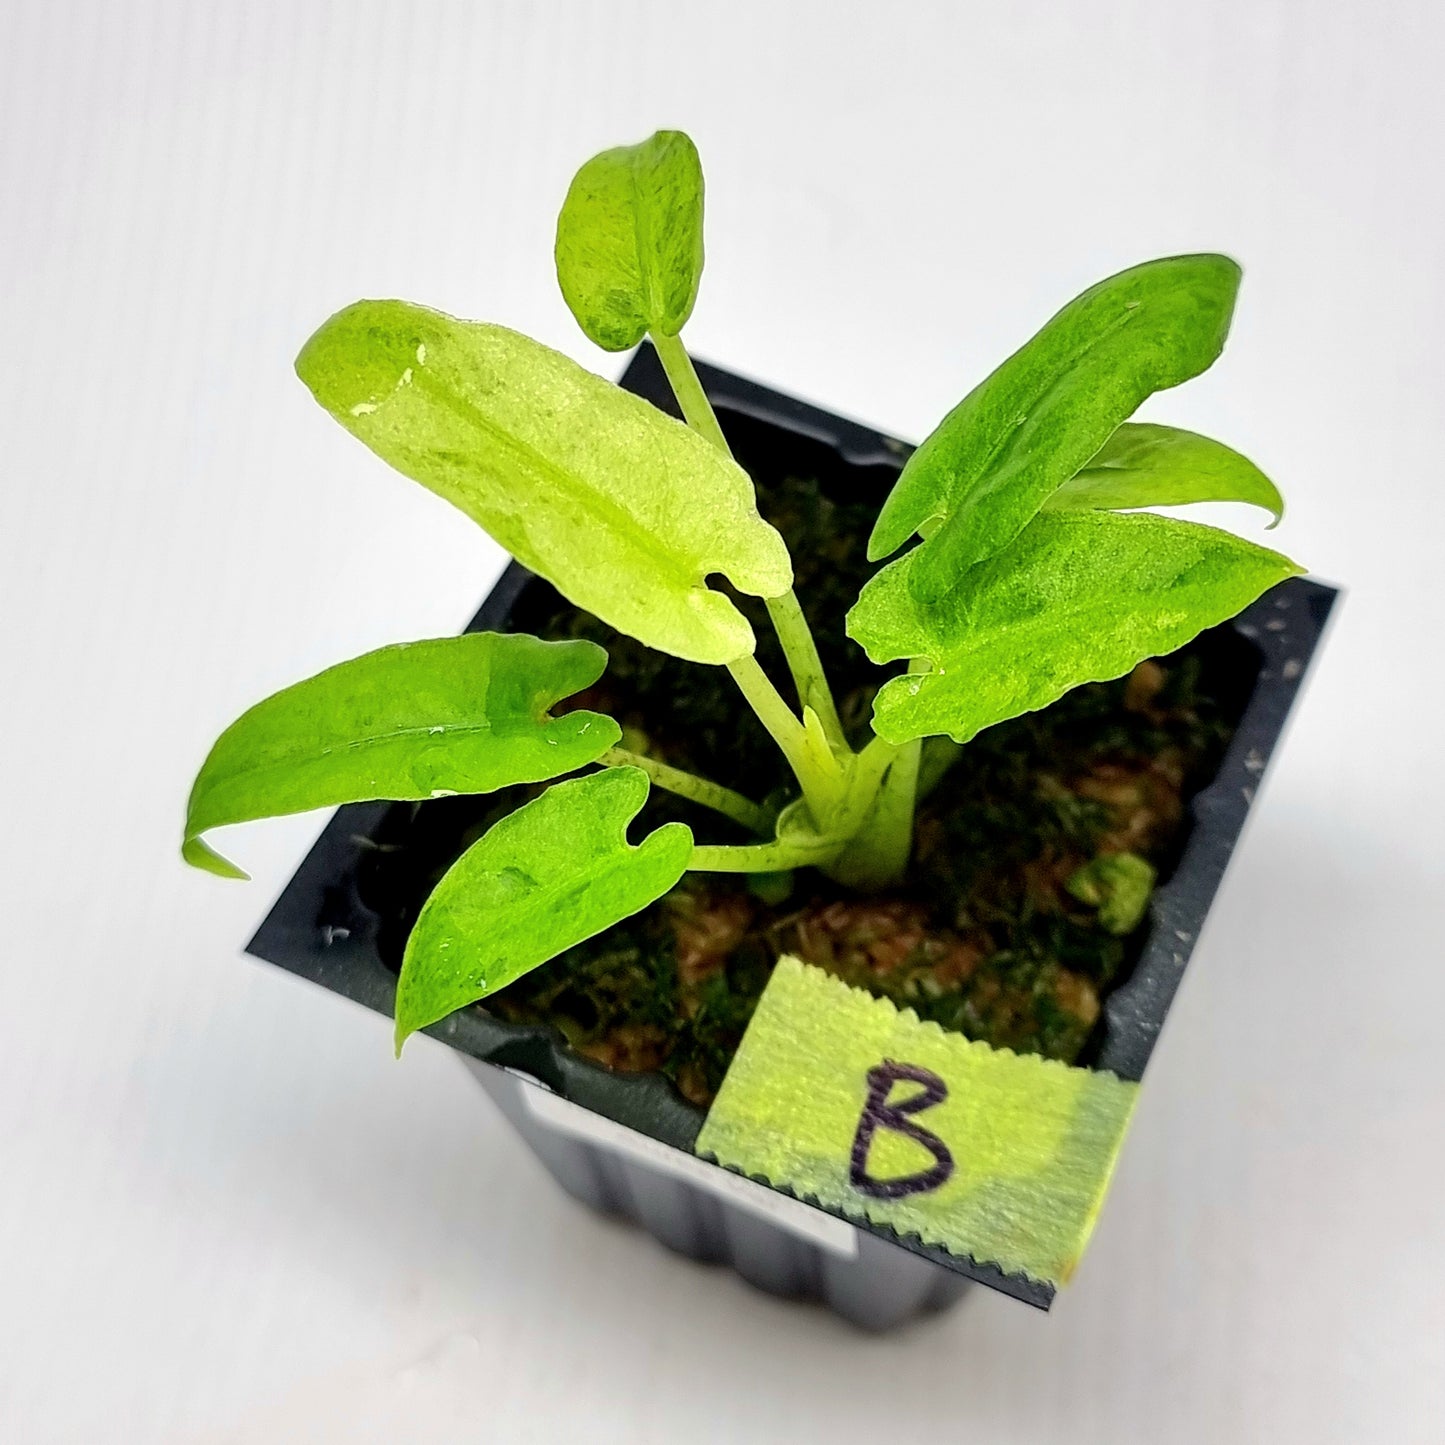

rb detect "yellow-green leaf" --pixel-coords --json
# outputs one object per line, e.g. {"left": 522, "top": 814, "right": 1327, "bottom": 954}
{"left": 183, "top": 633, "right": 617, "bottom": 878}
{"left": 394, "top": 768, "right": 692, "bottom": 1052}
{"left": 849, "top": 511, "right": 1301, "bottom": 745}
{"left": 1046, "top": 422, "right": 1283, "bottom": 524}
{"left": 296, "top": 300, "right": 791, "bottom": 664}
{"left": 555, "top": 130, "right": 705, "bottom": 351}
{"left": 868, "top": 255, "right": 1242, "bottom": 602}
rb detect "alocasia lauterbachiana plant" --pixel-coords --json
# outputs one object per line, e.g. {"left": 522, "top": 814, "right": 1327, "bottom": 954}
{"left": 184, "top": 130, "right": 1301, "bottom": 1053}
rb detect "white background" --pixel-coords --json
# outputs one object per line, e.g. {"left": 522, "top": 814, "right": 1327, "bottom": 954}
{"left": 3, "top": 2, "right": 1443, "bottom": 1441}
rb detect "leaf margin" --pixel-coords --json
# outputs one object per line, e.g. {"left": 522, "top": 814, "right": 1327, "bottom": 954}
{"left": 182, "top": 632, "right": 619, "bottom": 879}
{"left": 554, "top": 128, "right": 706, "bottom": 352}
{"left": 866, "top": 254, "right": 1244, "bottom": 596}
{"left": 1045, "top": 421, "right": 1284, "bottom": 525}
{"left": 849, "top": 510, "right": 1303, "bottom": 746}
{"left": 295, "top": 298, "right": 792, "bottom": 666}
{"left": 393, "top": 765, "right": 694, "bottom": 1053}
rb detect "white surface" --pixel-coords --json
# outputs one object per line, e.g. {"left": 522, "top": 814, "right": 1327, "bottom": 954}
{"left": 2, "top": 2, "right": 1442, "bottom": 1441}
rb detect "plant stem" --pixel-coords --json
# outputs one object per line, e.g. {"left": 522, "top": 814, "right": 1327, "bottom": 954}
{"left": 648, "top": 327, "right": 929, "bottom": 888}
{"left": 602, "top": 747, "right": 771, "bottom": 835}
{"left": 652, "top": 330, "right": 849, "bottom": 755}
{"left": 691, "top": 736, "right": 899, "bottom": 877}
{"left": 765, "top": 589, "right": 847, "bottom": 749}
{"left": 840, "top": 732, "right": 901, "bottom": 833}
{"left": 724, "top": 653, "right": 834, "bottom": 810}
{"left": 916, "top": 735, "right": 964, "bottom": 801}
{"left": 850, "top": 737, "right": 921, "bottom": 885}
{"left": 825, "top": 666, "right": 928, "bottom": 888}
{"left": 690, "top": 833, "right": 844, "bottom": 873}
{"left": 651, "top": 331, "right": 729, "bottom": 452}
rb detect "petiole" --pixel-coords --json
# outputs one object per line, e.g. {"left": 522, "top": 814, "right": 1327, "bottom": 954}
{"left": 601, "top": 746, "right": 772, "bottom": 835}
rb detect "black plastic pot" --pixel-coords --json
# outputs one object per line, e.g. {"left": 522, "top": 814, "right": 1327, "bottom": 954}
{"left": 248, "top": 345, "right": 1337, "bottom": 1329}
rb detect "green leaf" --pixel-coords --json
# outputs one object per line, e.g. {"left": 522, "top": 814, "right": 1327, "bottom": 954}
{"left": 555, "top": 130, "right": 705, "bottom": 351}
{"left": 1046, "top": 422, "right": 1283, "bottom": 524}
{"left": 848, "top": 511, "right": 1302, "bottom": 745}
{"left": 296, "top": 300, "right": 790, "bottom": 665}
{"left": 394, "top": 767, "right": 692, "bottom": 1052}
{"left": 867, "top": 255, "right": 1243, "bottom": 600}
{"left": 183, "top": 633, "right": 618, "bottom": 879}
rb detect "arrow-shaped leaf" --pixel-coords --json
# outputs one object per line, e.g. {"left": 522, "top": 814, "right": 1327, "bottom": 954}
{"left": 1045, "top": 422, "right": 1283, "bottom": 523}
{"left": 183, "top": 632, "right": 618, "bottom": 879}
{"left": 868, "top": 255, "right": 1242, "bottom": 601}
{"left": 296, "top": 301, "right": 791, "bottom": 664}
{"left": 555, "top": 130, "right": 705, "bottom": 351}
{"left": 849, "top": 511, "right": 1301, "bottom": 745}
{"left": 394, "top": 767, "right": 693, "bottom": 1052}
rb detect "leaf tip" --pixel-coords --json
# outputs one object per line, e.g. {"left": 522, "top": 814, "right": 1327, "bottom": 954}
{"left": 606, "top": 761, "right": 655, "bottom": 811}
{"left": 865, "top": 503, "right": 912, "bottom": 563}
{"left": 564, "top": 635, "right": 611, "bottom": 691}
{"left": 182, "top": 835, "right": 250, "bottom": 881}
{"left": 295, "top": 299, "right": 429, "bottom": 423}
{"left": 649, "top": 818, "right": 696, "bottom": 860}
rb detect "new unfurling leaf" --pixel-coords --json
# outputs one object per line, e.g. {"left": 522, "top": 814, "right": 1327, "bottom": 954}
{"left": 183, "top": 633, "right": 617, "bottom": 878}
{"left": 868, "top": 255, "right": 1242, "bottom": 599}
{"left": 555, "top": 130, "right": 705, "bottom": 351}
{"left": 393, "top": 767, "right": 693, "bottom": 1051}
{"left": 296, "top": 301, "right": 790, "bottom": 665}
{"left": 849, "top": 511, "right": 1301, "bottom": 745}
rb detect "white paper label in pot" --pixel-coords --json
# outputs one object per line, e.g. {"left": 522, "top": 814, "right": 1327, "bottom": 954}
{"left": 518, "top": 1079, "right": 859, "bottom": 1259}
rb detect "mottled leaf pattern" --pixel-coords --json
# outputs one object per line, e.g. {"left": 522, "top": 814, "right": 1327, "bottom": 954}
{"left": 297, "top": 301, "right": 790, "bottom": 664}
{"left": 849, "top": 511, "right": 1300, "bottom": 745}
{"left": 868, "top": 255, "right": 1242, "bottom": 604}
{"left": 555, "top": 130, "right": 705, "bottom": 350}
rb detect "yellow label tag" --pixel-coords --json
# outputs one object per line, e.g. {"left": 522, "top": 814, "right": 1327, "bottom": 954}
{"left": 694, "top": 957, "right": 1139, "bottom": 1286}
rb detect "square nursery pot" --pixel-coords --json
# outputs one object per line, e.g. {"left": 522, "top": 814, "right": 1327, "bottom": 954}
{"left": 248, "top": 344, "right": 1337, "bottom": 1330}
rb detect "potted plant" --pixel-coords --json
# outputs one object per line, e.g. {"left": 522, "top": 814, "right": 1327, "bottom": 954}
{"left": 187, "top": 131, "right": 1335, "bottom": 1327}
